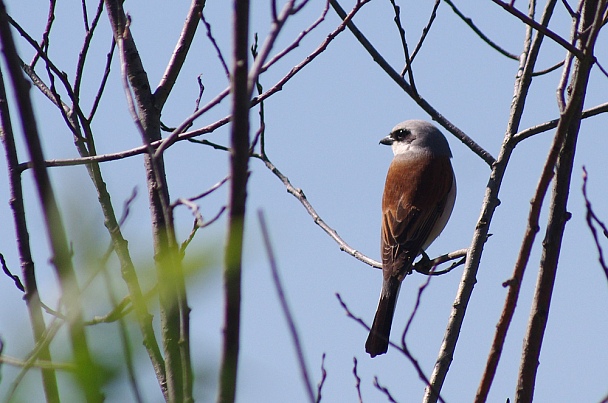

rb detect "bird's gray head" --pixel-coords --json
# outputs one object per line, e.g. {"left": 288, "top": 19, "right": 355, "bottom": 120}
{"left": 380, "top": 120, "right": 452, "bottom": 158}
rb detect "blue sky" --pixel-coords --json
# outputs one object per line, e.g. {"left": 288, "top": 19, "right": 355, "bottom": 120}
{"left": 0, "top": 1, "right": 607, "bottom": 402}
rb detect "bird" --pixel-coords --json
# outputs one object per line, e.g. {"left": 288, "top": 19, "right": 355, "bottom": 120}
{"left": 365, "top": 120, "right": 456, "bottom": 357}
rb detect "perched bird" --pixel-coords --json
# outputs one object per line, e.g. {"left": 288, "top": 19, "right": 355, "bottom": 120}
{"left": 365, "top": 120, "right": 456, "bottom": 357}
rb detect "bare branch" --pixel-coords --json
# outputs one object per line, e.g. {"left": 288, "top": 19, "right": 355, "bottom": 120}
{"left": 259, "top": 153, "right": 381, "bottom": 268}
{"left": 73, "top": 0, "right": 105, "bottom": 99}
{"left": 491, "top": 0, "right": 585, "bottom": 59}
{"left": 0, "top": 253, "right": 24, "bottom": 292}
{"left": 388, "top": 0, "right": 417, "bottom": 91}
{"left": 262, "top": 1, "right": 329, "bottom": 71}
{"left": 582, "top": 167, "right": 608, "bottom": 283}
{"left": 516, "top": 2, "right": 605, "bottom": 400}
{"left": 336, "top": 293, "right": 444, "bottom": 402}
{"left": 408, "top": 0, "right": 440, "bottom": 66}
{"left": 352, "top": 357, "right": 363, "bottom": 403}
{"left": 201, "top": 9, "right": 231, "bottom": 79}
{"left": 4, "top": 320, "right": 63, "bottom": 402}
{"left": 512, "top": 101, "right": 608, "bottom": 143}
{"left": 248, "top": 1, "right": 301, "bottom": 96}
{"left": 531, "top": 59, "right": 564, "bottom": 76}
{"left": 329, "top": 0, "right": 496, "bottom": 166}
{"left": 413, "top": 249, "right": 468, "bottom": 276}
{"left": 258, "top": 211, "right": 316, "bottom": 403}
{"left": 315, "top": 353, "right": 327, "bottom": 403}
{"left": 0, "top": 62, "right": 59, "bottom": 402}
{"left": 30, "top": 0, "right": 56, "bottom": 67}
{"left": 445, "top": 0, "right": 519, "bottom": 60}
{"left": 88, "top": 39, "right": 116, "bottom": 121}
{"left": 475, "top": 67, "right": 574, "bottom": 400}
{"left": 424, "top": 1, "right": 558, "bottom": 400}
{"left": 105, "top": 0, "right": 188, "bottom": 399}
{"left": 0, "top": 355, "right": 76, "bottom": 372}
{"left": 156, "top": 0, "right": 364, "bottom": 159}
{"left": 373, "top": 377, "right": 398, "bottom": 402}
{"left": 0, "top": 3, "right": 102, "bottom": 399}
{"left": 218, "top": 0, "right": 250, "bottom": 400}
{"left": 179, "top": 206, "right": 227, "bottom": 255}
{"left": 154, "top": 0, "right": 204, "bottom": 108}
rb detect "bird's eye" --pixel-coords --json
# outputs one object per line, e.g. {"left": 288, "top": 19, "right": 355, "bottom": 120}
{"left": 393, "top": 129, "right": 409, "bottom": 141}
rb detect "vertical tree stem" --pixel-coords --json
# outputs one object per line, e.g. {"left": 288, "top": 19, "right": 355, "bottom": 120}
{"left": 516, "top": 1, "right": 604, "bottom": 401}
{"left": 218, "top": 1, "right": 250, "bottom": 402}
{"left": 424, "top": 1, "right": 550, "bottom": 400}
{"left": 0, "top": 64, "right": 60, "bottom": 403}
{"left": 103, "top": 1, "right": 192, "bottom": 400}
{"left": 0, "top": 1, "right": 102, "bottom": 400}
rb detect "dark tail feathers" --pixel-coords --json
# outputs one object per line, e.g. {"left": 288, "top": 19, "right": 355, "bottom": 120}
{"left": 365, "top": 276, "right": 401, "bottom": 357}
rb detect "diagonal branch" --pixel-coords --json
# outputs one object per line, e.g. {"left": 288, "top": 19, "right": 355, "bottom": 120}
{"left": 445, "top": 0, "right": 519, "bottom": 60}
{"left": 258, "top": 211, "right": 316, "bottom": 403}
{"left": 154, "top": 0, "right": 205, "bottom": 109}
{"left": 491, "top": 0, "right": 585, "bottom": 59}
{"left": 329, "top": 0, "right": 495, "bottom": 166}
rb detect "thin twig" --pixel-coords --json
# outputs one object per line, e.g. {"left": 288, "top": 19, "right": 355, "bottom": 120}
{"left": 259, "top": 153, "right": 381, "bottom": 268}
{"left": 445, "top": 0, "right": 519, "bottom": 60}
{"left": 531, "top": 59, "right": 564, "bottom": 76}
{"left": 336, "top": 293, "right": 445, "bottom": 403}
{"left": 0, "top": 253, "right": 24, "bottom": 292}
{"left": 329, "top": 0, "right": 496, "bottom": 166}
{"left": 258, "top": 210, "right": 316, "bottom": 403}
{"left": 30, "top": 0, "right": 56, "bottom": 67}
{"left": 373, "top": 376, "right": 398, "bottom": 403}
{"left": 408, "top": 0, "right": 440, "bottom": 65}
{"left": 154, "top": 0, "right": 204, "bottom": 109}
{"left": 582, "top": 166, "right": 608, "bottom": 283}
{"left": 399, "top": 274, "right": 447, "bottom": 403}
{"left": 512, "top": 101, "right": 608, "bottom": 143}
{"left": 194, "top": 137, "right": 467, "bottom": 276}
{"left": 491, "top": 0, "right": 585, "bottom": 59}
{"left": 352, "top": 357, "right": 363, "bottom": 403}
{"left": 247, "top": 0, "right": 299, "bottom": 97}
{"left": 412, "top": 249, "right": 468, "bottom": 275}
{"left": 262, "top": 0, "right": 329, "bottom": 71}
{"left": 73, "top": 0, "right": 105, "bottom": 99}
{"left": 388, "top": 0, "right": 417, "bottom": 91}
{"left": 315, "top": 353, "right": 327, "bottom": 403}
{"left": 0, "top": 355, "right": 76, "bottom": 372}
{"left": 88, "top": 38, "right": 115, "bottom": 121}
{"left": 201, "top": 9, "right": 230, "bottom": 79}
{"left": 179, "top": 206, "right": 226, "bottom": 254}
{"left": 5, "top": 319, "right": 63, "bottom": 402}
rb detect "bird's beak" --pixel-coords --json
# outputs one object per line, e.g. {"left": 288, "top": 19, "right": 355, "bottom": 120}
{"left": 379, "top": 135, "right": 393, "bottom": 146}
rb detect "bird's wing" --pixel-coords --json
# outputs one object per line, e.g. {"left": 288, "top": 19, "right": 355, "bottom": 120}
{"left": 381, "top": 156, "right": 454, "bottom": 279}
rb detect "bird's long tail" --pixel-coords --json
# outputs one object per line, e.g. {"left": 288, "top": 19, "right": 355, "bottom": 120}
{"left": 365, "top": 276, "right": 401, "bottom": 357}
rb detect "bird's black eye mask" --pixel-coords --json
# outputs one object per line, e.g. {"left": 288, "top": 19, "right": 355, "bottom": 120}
{"left": 392, "top": 128, "right": 412, "bottom": 142}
